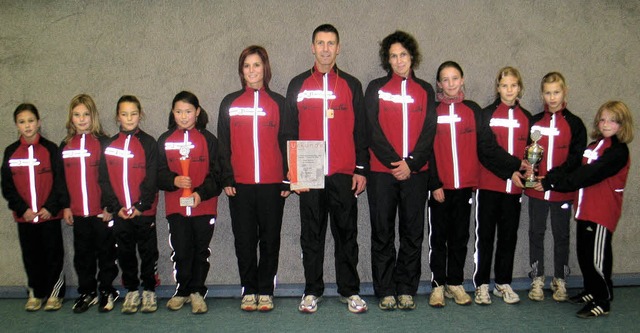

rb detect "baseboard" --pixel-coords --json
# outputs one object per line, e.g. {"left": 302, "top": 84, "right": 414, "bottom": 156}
{"left": 2, "top": 273, "right": 639, "bottom": 299}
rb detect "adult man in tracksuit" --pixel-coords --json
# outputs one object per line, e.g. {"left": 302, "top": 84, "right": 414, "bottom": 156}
{"left": 282, "top": 23, "right": 369, "bottom": 314}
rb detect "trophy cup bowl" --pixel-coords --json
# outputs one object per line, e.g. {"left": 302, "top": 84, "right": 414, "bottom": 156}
{"left": 524, "top": 130, "right": 544, "bottom": 188}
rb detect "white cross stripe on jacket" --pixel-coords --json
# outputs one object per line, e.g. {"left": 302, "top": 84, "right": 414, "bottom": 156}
{"left": 531, "top": 114, "right": 560, "bottom": 200}
{"left": 105, "top": 135, "right": 134, "bottom": 211}
{"left": 9, "top": 145, "right": 41, "bottom": 222}
{"left": 576, "top": 139, "right": 604, "bottom": 219}
{"left": 62, "top": 134, "right": 91, "bottom": 216}
{"left": 164, "top": 131, "right": 194, "bottom": 216}
{"left": 438, "top": 104, "right": 463, "bottom": 188}
{"left": 378, "top": 80, "right": 415, "bottom": 158}
{"left": 252, "top": 90, "right": 261, "bottom": 183}
{"left": 489, "top": 108, "right": 520, "bottom": 193}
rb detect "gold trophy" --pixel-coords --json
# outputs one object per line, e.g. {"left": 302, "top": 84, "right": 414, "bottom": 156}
{"left": 179, "top": 145, "right": 194, "bottom": 207}
{"left": 524, "top": 130, "right": 544, "bottom": 188}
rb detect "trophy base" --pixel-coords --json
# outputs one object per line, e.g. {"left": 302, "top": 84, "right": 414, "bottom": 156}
{"left": 524, "top": 180, "right": 539, "bottom": 188}
{"left": 180, "top": 196, "right": 195, "bottom": 207}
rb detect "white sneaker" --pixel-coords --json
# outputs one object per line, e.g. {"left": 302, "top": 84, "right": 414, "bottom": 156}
{"left": 340, "top": 295, "right": 368, "bottom": 313}
{"left": 475, "top": 284, "right": 492, "bottom": 305}
{"left": 493, "top": 284, "right": 520, "bottom": 304}
{"left": 445, "top": 285, "right": 472, "bottom": 305}
{"left": 528, "top": 276, "right": 545, "bottom": 301}
{"left": 122, "top": 291, "right": 141, "bottom": 314}
{"left": 429, "top": 286, "right": 445, "bottom": 308}
{"left": 190, "top": 292, "right": 207, "bottom": 314}
{"left": 551, "top": 278, "right": 568, "bottom": 302}
{"left": 298, "top": 295, "right": 320, "bottom": 313}
{"left": 140, "top": 290, "right": 157, "bottom": 313}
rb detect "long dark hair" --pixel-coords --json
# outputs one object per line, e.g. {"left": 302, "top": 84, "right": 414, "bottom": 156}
{"left": 167, "top": 91, "right": 209, "bottom": 130}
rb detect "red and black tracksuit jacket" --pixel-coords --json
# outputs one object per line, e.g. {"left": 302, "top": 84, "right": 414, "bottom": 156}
{"left": 365, "top": 71, "right": 436, "bottom": 173}
{"left": 525, "top": 106, "right": 586, "bottom": 202}
{"left": 218, "top": 86, "right": 287, "bottom": 186}
{"left": 100, "top": 129, "right": 158, "bottom": 216}
{"left": 282, "top": 65, "right": 369, "bottom": 176}
{"left": 2, "top": 134, "right": 62, "bottom": 221}
{"left": 58, "top": 134, "right": 106, "bottom": 217}
{"left": 542, "top": 136, "right": 630, "bottom": 232}
{"left": 477, "top": 99, "right": 532, "bottom": 193}
{"left": 157, "top": 127, "right": 220, "bottom": 216}
{"left": 428, "top": 100, "right": 482, "bottom": 190}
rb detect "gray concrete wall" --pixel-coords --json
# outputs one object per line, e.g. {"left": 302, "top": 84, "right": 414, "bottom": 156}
{"left": 1, "top": 0, "right": 638, "bottom": 293}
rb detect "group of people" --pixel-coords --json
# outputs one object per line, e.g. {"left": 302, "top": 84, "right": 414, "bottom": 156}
{"left": 1, "top": 24, "right": 633, "bottom": 319}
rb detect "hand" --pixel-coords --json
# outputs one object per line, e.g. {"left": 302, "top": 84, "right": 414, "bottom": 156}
{"left": 511, "top": 171, "right": 525, "bottom": 188}
{"left": 280, "top": 190, "right": 291, "bottom": 198}
{"left": 352, "top": 174, "right": 367, "bottom": 197}
{"left": 174, "top": 176, "right": 192, "bottom": 189}
{"left": 293, "top": 188, "right": 310, "bottom": 195}
{"left": 101, "top": 209, "right": 113, "bottom": 222}
{"left": 63, "top": 208, "right": 74, "bottom": 226}
{"left": 390, "top": 160, "right": 411, "bottom": 181}
{"left": 36, "top": 207, "right": 51, "bottom": 221}
{"left": 520, "top": 160, "right": 534, "bottom": 179}
{"left": 432, "top": 188, "right": 445, "bottom": 203}
{"left": 533, "top": 182, "right": 545, "bottom": 192}
{"left": 191, "top": 192, "right": 202, "bottom": 208}
{"left": 22, "top": 209, "right": 37, "bottom": 222}
{"left": 224, "top": 186, "right": 236, "bottom": 197}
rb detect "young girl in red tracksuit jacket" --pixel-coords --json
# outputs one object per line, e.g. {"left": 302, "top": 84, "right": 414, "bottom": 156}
{"left": 538, "top": 101, "right": 633, "bottom": 318}
{"left": 474, "top": 67, "right": 532, "bottom": 305}
{"left": 427, "top": 61, "right": 481, "bottom": 308}
{"left": 525, "top": 72, "right": 586, "bottom": 302}
{"left": 158, "top": 91, "right": 221, "bottom": 314}
{"left": 218, "top": 46, "right": 289, "bottom": 312}
{"left": 1, "top": 103, "right": 65, "bottom": 312}
{"left": 58, "top": 94, "right": 119, "bottom": 313}
{"left": 100, "top": 95, "right": 159, "bottom": 314}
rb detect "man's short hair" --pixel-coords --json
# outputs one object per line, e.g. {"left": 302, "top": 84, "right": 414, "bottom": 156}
{"left": 312, "top": 24, "right": 340, "bottom": 44}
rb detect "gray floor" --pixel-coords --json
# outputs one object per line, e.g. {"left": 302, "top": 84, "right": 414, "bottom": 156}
{"left": 2, "top": 287, "right": 638, "bottom": 332}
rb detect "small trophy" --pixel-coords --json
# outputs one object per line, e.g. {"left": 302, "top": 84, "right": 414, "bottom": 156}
{"left": 524, "top": 130, "right": 544, "bottom": 188}
{"left": 179, "top": 146, "right": 194, "bottom": 207}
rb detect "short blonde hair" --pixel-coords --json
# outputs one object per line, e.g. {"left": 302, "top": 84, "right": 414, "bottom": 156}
{"left": 495, "top": 66, "right": 524, "bottom": 98}
{"left": 64, "top": 94, "right": 107, "bottom": 143}
{"left": 540, "top": 72, "right": 567, "bottom": 93}
{"left": 592, "top": 101, "right": 634, "bottom": 143}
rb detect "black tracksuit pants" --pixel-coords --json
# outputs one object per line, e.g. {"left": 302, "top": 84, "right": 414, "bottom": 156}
{"left": 17, "top": 219, "right": 66, "bottom": 299}
{"left": 367, "top": 172, "right": 428, "bottom": 297}
{"left": 167, "top": 213, "right": 215, "bottom": 297}
{"left": 473, "top": 190, "right": 521, "bottom": 286}
{"left": 229, "top": 183, "right": 285, "bottom": 296}
{"left": 428, "top": 187, "right": 472, "bottom": 287}
{"left": 113, "top": 215, "right": 159, "bottom": 292}
{"left": 577, "top": 220, "right": 613, "bottom": 308}
{"left": 73, "top": 215, "right": 118, "bottom": 295}
{"left": 299, "top": 173, "right": 361, "bottom": 298}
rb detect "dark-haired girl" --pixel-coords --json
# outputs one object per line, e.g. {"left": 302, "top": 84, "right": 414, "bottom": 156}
{"left": 1, "top": 104, "right": 65, "bottom": 312}
{"left": 427, "top": 61, "right": 481, "bottom": 307}
{"left": 157, "top": 91, "right": 221, "bottom": 314}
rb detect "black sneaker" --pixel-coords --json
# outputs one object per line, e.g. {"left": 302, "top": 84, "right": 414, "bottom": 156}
{"left": 576, "top": 301, "right": 609, "bottom": 319}
{"left": 569, "top": 291, "right": 594, "bottom": 304}
{"left": 73, "top": 293, "right": 98, "bottom": 313}
{"left": 99, "top": 290, "right": 120, "bottom": 312}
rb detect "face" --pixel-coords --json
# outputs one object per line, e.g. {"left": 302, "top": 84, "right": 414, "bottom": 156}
{"left": 437, "top": 66, "right": 465, "bottom": 98}
{"left": 311, "top": 31, "right": 340, "bottom": 72}
{"left": 497, "top": 75, "right": 521, "bottom": 106}
{"left": 598, "top": 109, "right": 620, "bottom": 138}
{"left": 15, "top": 111, "right": 40, "bottom": 142}
{"left": 117, "top": 102, "right": 141, "bottom": 132}
{"left": 388, "top": 43, "right": 412, "bottom": 78}
{"left": 542, "top": 82, "right": 566, "bottom": 113}
{"left": 172, "top": 100, "right": 200, "bottom": 130}
{"left": 71, "top": 104, "right": 92, "bottom": 134}
{"left": 243, "top": 53, "right": 264, "bottom": 89}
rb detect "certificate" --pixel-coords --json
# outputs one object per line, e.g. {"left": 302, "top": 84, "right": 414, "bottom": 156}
{"left": 287, "top": 140, "right": 325, "bottom": 190}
